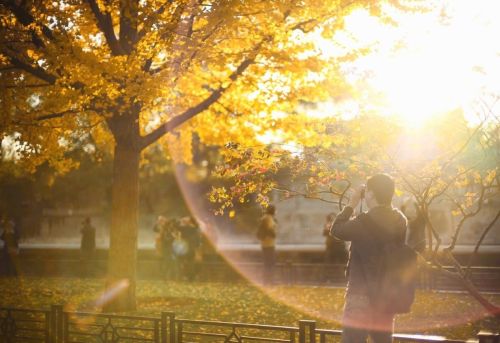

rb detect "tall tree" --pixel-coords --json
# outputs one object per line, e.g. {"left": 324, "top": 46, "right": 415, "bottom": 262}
{"left": 0, "top": 0, "right": 385, "bottom": 310}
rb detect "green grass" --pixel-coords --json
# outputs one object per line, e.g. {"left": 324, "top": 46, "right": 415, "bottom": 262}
{"left": 0, "top": 277, "right": 498, "bottom": 340}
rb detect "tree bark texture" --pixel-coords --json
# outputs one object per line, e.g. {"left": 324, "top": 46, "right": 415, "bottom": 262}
{"left": 103, "top": 110, "right": 141, "bottom": 312}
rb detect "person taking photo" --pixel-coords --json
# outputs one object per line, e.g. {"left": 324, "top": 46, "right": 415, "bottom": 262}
{"left": 330, "top": 174, "right": 411, "bottom": 343}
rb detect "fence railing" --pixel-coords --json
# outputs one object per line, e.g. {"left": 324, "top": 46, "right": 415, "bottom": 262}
{"left": 0, "top": 307, "right": 50, "bottom": 342}
{"left": 0, "top": 306, "right": 498, "bottom": 343}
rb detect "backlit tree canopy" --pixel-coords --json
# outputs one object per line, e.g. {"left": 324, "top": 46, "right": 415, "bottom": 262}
{"left": 0, "top": 0, "right": 377, "bottom": 168}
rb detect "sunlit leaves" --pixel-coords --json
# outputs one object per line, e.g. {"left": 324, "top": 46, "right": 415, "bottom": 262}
{"left": 1, "top": 0, "right": 376, "bottom": 177}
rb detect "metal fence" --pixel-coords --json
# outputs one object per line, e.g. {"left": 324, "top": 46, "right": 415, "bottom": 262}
{"left": 0, "top": 305, "right": 498, "bottom": 343}
{"left": 0, "top": 308, "right": 50, "bottom": 342}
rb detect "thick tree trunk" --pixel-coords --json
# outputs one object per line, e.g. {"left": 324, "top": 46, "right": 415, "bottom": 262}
{"left": 103, "top": 142, "right": 140, "bottom": 312}
{"left": 103, "top": 109, "right": 141, "bottom": 312}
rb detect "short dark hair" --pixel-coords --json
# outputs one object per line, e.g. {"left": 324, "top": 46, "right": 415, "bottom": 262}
{"left": 266, "top": 205, "right": 276, "bottom": 215}
{"left": 366, "top": 174, "right": 395, "bottom": 206}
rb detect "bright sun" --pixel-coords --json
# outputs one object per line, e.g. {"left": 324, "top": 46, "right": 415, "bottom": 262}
{"left": 318, "top": 0, "right": 500, "bottom": 128}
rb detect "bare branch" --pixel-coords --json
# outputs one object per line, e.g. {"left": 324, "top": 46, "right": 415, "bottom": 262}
{"left": 272, "top": 186, "right": 341, "bottom": 205}
{"left": 446, "top": 175, "right": 493, "bottom": 250}
{"left": 85, "top": 0, "right": 124, "bottom": 55}
{"left": 35, "top": 110, "right": 77, "bottom": 121}
{"left": 465, "top": 209, "right": 500, "bottom": 274}
{"left": 427, "top": 164, "right": 479, "bottom": 205}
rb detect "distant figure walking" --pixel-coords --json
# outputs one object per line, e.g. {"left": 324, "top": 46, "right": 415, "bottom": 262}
{"left": 257, "top": 205, "right": 277, "bottom": 285}
{"left": 1, "top": 218, "right": 19, "bottom": 277}
{"left": 154, "top": 216, "right": 178, "bottom": 280}
{"left": 323, "top": 213, "right": 348, "bottom": 264}
{"left": 153, "top": 215, "right": 168, "bottom": 251}
{"left": 80, "top": 217, "right": 96, "bottom": 277}
{"left": 322, "top": 213, "right": 347, "bottom": 283}
{"left": 178, "top": 216, "right": 201, "bottom": 281}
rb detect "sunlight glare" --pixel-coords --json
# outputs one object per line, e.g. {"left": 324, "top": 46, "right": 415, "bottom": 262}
{"left": 318, "top": 0, "right": 500, "bottom": 128}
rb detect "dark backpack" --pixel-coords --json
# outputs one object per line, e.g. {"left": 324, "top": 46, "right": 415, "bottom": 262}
{"left": 360, "top": 214, "right": 418, "bottom": 314}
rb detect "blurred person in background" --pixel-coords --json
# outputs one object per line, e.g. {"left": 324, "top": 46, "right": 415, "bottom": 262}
{"left": 80, "top": 217, "right": 96, "bottom": 277}
{"left": 178, "top": 216, "right": 201, "bottom": 281}
{"left": 323, "top": 212, "right": 348, "bottom": 283}
{"left": 323, "top": 212, "right": 348, "bottom": 263}
{"left": 154, "top": 216, "right": 178, "bottom": 280}
{"left": 1, "top": 218, "right": 19, "bottom": 277}
{"left": 257, "top": 205, "right": 277, "bottom": 285}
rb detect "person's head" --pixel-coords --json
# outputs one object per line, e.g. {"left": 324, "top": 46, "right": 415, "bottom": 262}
{"left": 265, "top": 204, "right": 276, "bottom": 216}
{"left": 365, "top": 173, "right": 395, "bottom": 209}
{"left": 83, "top": 217, "right": 91, "bottom": 225}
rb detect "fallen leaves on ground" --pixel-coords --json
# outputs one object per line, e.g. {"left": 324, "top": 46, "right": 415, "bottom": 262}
{"left": 0, "top": 277, "right": 498, "bottom": 340}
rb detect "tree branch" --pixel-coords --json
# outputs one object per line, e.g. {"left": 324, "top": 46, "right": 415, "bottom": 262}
{"left": 272, "top": 186, "right": 341, "bottom": 205}
{"left": 35, "top": 110, "right": 77, "bottom": 121}
{"left": 465, "top": 209, "right": 500, "bottom": 274}
{"left": 426, "top": 165, "right": 477, "bottom": 205}
{"left": 140, "top": 48, "right": 260, "bottom": 150}
{"left": 174, "top": 19, "right": 224, "bottom": 80}
{"left": 5, "top": 54, "right": 56, "bottom": 84}
{"left": 136, "top": 1, "right": 173, "bottom": 41}
{"left": 2, "top": 0, "right": 55, "bottom": 46}
{"left": 4, "top": 83, "right": 51, "bottom": 89}
{"left": 85, "top": 0, "right": 125, "bottom": 55}
{"left": 119, "top": 0, "right": 139, "bottom": 53}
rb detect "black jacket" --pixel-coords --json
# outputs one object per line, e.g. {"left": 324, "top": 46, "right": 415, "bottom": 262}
{"left": 330, "top": 205, "right": 408, "bottom": 295}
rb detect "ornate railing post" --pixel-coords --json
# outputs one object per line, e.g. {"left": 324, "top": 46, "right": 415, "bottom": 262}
{"left": 161, "top": 312, "right": 167, "bottom": 343}
{"left": 299, "top": 320, "right": 316, "bottom": 343}
{"left": 161, "top": 312, "right": 176, "bottom": 343}
{"left": 161, "top": 312, "right": 174, "bottom": 343}
{"left": 154, "top": 319, "right": 160, "bottom": 343}
{"left": 177, "top": 321, "right": 183, "bottom": 343}
{"left": 50, "top": 305, "right": 63, "bottom": 343}
{"left": 478, "top": 331, "right": 500, "bottom": 343}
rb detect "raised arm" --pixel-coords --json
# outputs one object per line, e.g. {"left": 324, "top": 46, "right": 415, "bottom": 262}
{"left": 329, "top": 206, "right": 367, "bottom": 241}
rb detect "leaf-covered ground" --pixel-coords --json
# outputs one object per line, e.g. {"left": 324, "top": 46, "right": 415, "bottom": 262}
{"left": 0, "top": 277, "right": 498, "bottom": 340}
